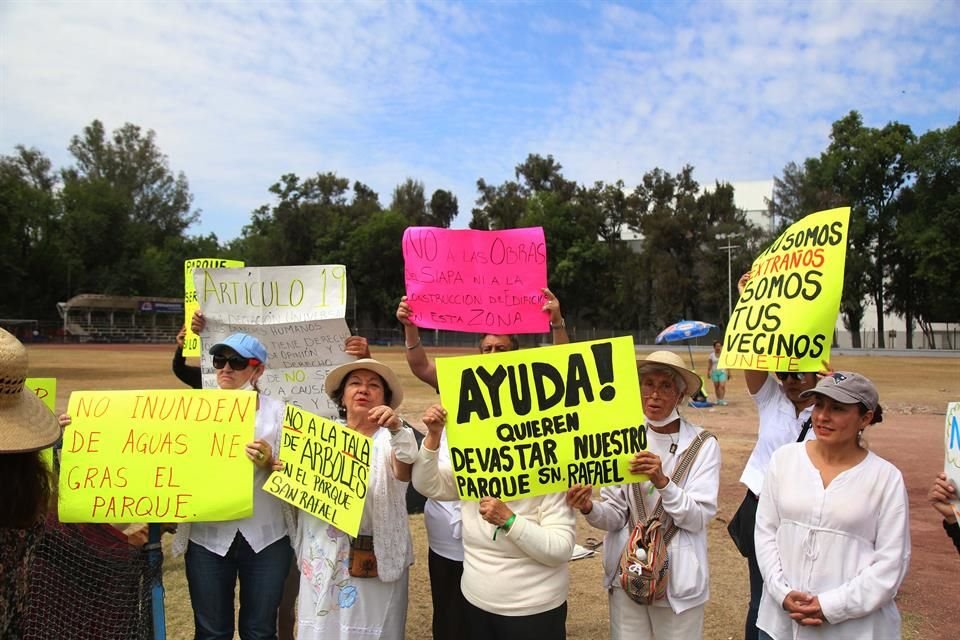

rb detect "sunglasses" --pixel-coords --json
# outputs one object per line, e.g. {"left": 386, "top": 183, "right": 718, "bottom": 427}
{"left": 212, "top": 355, "right": 260, "bottom": 371}
{"left": 775, "top": 372, "right": 808, "bottom": 382}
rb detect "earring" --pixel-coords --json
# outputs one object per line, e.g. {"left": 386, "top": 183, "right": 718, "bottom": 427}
{"left": 857, "top": 429, "right": 864, "bottom": 447}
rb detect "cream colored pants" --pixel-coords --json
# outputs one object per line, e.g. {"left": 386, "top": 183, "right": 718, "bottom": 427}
{"left": 609, "top": 587, "right": 704, "bottom": 640}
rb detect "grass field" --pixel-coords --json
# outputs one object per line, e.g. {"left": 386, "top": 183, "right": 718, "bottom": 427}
{"left": 26, "top": 343, "right": 958, "bottom": 640}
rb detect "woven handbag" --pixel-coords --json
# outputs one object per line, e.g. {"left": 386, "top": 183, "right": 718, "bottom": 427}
{"left": 619, "top": 430, "right": 715, "bottom": 605}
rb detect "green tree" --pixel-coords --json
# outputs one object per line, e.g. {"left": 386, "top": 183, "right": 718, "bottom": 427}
{"left": 344, "top": 210, "right": 409, "bottom": 326}
{"left": 888, "top": 121, "right": 960, "bottom": 348}
{"left": 390, "top": 178, "right": 428, "bottom": 226}
{"left": 236, "top": 172, "right": 356, "bottom": 266}
{"left": 468, "top": 155, "right": 615, "bottom": 327}
{"left": 820, "top": 111, "right": 915, "bottom": 348}
{"left": 428, "top": 189, "right": 458, "bottom": 228}
{"left": 59, "top": 120, "right": 198, "bottom": 297}
{"left": 0, "top": 146, "right": 66, "bottom": 318}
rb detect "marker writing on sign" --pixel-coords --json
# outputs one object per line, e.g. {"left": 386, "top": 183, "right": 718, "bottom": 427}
{"left": 456, "top": 342, "right": 616, "bottom": 424}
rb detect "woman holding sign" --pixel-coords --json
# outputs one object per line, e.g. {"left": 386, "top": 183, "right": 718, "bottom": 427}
{"left": 754, "top": 372, "right": 910, "bottom": 639}
{"left": 397, "top": 288, "right": 569, "bottom": 640}
{"left": 729, "top": 270, "right": 821, "bottom": 640}
{"left": 413, "top": 403, "right": 576, "bottom": 640}
{"left": 171, "top": 332, "right": 293, "bottom": 640}
{"left": 293, "top": 358, "right": 418, "bottom": 640}
{"left": 565, "top": 351, "right": 721, "bottom": 640}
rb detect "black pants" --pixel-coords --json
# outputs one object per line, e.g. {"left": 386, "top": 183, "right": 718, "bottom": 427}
{"left": 739, "top": 490, "right": 762, "bottom": 640}
{"left": 464, "top": 599, "right": 566, "bottom": 640}
{"left": 428, "top": 549, "right": 467, "bottom": 640}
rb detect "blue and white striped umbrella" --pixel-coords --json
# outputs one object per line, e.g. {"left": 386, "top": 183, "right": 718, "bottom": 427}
{"left": 655, "top": 319, "right": 718, "bottom": 370}
{"left": 655, "top": 320, "right": 717, "bottom": 344}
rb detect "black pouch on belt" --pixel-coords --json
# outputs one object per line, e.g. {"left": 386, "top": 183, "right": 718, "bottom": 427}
{"left": 727, "top": 490, "right": 758, "bottom": 558}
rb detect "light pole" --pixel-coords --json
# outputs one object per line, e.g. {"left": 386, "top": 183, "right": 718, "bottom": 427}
{"left": 717, "top": 234, "right": 741, "bottom": 320}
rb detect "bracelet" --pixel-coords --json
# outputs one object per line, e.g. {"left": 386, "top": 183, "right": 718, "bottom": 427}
{"left": 550, "top": 318, "right": 565, "bottom": 329}
{"left": 493, "top": 513, "right": 517, "bottom": 540}
{"left": 405, "top": 338, "right": 422, "bottom": 350}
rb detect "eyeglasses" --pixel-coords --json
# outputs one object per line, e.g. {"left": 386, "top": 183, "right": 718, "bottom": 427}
{"left": 212, "top": 355, "right": 260, "bottom": 371}
{"left": 775, "top": 372, "right": 807, "bottom": 382}
{"left": 480, "top": 344, "right": 511, "bottom": 354}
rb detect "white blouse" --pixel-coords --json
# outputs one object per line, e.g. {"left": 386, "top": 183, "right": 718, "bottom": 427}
{"left": 755, "top": 442, "right": 911, "bottom": 639}
{"left": 423, "top": 431, "right": 464, "bottom": 562}
{"left": 584, "top": 419, "right": 721, "bottom": 614}
{"left": 740, "top": 375, "right": 815, "bottom": 496}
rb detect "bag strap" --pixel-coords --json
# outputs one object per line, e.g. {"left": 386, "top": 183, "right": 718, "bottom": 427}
{"left": 796, "top": 417, "right": 813, "bottom": 442}
{"left": 629, "top": 430, "right": 717, "bottom": 543}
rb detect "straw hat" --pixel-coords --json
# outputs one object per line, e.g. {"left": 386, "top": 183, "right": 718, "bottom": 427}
{"left": 0, "top": 328, "right": 61, "bottom": 453}
{"left": 635, "top": 350, "right": 702, "bottom": 397}
{"left": 324, "top": 358, "right": 405, "bottom": 409}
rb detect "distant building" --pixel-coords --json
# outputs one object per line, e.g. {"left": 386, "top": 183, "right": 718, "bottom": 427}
{"left": 726, "top": 180, "right": 775, "bottom": 232}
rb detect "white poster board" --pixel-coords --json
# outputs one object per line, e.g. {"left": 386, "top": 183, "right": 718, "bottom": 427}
{"left": 195, "top": 265, "right": 351, "bottom": 418}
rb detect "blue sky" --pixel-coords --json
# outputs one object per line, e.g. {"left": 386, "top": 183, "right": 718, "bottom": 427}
{"left": 2, "top": 0, "right": 958, "bottom": 242}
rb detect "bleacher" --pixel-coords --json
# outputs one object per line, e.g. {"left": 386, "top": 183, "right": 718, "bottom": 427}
{"left": 59, "top": 294, "right": 183, "bottom": 344}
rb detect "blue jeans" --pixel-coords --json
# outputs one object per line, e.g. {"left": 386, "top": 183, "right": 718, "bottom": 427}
{"left": 185, "top": 534, "right": 293, "bottom": 640}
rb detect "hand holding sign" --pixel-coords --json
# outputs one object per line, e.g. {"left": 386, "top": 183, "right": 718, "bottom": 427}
{"left": 421, "top": 404, "right": 448, "bottom": 450}
{"left": 929, "top": 472, "right": 958, "bottom": 522}
{"left": 630, "top": 451, "right": 668, "bottom": 488}
{"left": 565, "top": 484, "right": 594, "bottom": 515}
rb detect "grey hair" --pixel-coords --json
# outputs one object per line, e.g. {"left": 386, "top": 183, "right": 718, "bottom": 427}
{"left": 638, "top": 364, "right": 687, "bottom": 395}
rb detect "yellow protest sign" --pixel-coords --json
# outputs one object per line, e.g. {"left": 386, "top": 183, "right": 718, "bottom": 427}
{"left": 720, "top": 207, "right": 850, "bottom": 372}
{"left": 183, "top": 258, "right": 245, "bottom": 356}
{"left": 25, "top": 378, "right": 57, "bottom": 468}
{"left": 59, "top": 389, "right": 257, "bottom": 523}
{"left": 263, "top": 404, "right": 370, "bottom": 537}
{"left": 435, "top": 336, "right": 645, "bottom": 501}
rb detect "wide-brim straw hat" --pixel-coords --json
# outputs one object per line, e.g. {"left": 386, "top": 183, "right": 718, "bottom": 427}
{"left": 324, "top": 358, "right": 404, "bottom": 410}
{"left": 0, "top": 328, "right": 61, "bottom": 453}
{"left": 635, "top": 350, "right": 702, "bottom": 397}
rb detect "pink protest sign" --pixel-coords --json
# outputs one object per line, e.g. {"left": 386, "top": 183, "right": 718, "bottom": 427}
{"left": 403, "top": 227, "right": 549, "bottom": 334}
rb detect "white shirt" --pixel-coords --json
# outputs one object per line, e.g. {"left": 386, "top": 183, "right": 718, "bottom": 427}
{"left": 584, "top": 418, "right": 721, "bottom": 614}
{"left": 189, "top": 394, "right": 289, "bottom": 555}
{"left": 740, "top": 375, "right": 814, "bottom": 495}
{"left": 755, "top": 443, "right": 910, "bottom": 639}
{"left": 423, "top": 431, "right": 464, "bottom": 562}
{"left": 412, "top": 445, "right": 576, "bottom": 617}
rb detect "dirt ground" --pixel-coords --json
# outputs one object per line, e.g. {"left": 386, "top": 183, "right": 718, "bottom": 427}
{"left": 25, "top": 343, "right": 958, "bottom": 640}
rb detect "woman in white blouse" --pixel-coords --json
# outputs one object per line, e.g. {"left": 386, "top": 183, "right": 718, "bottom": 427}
{"left": 294, "top": 358, "right": 418, "bottom": 640}
{"left": 565, "top": 351, "right": 721, "bottom": 640}
{"left": 174, "top": 332, "right": 291, "bottom": 640}
{"left": 755, "top": 372, "right": 910, "bottom": 640}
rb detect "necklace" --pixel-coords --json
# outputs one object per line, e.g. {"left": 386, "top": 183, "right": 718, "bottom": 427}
{"left": 649, "top": 424, "right": 680, "bottom": 454}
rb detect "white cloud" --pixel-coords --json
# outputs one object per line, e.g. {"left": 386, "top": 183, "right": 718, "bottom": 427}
{"left": 1, "top": 0, "right": 957, "bottom": 240}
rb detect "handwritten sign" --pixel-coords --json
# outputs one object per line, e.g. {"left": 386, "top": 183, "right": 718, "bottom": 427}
{"left": 263, "top": 404, "right": 371, "bottom": 536}
{"left": 435, "top": 336, "right": 644, "bottom": 501}
{"left": 58, "top": 389, "right": 256, "bottom": 523}
{"left": 403, "top": 227, "right": 549, "bottom": 334}
{"left": 184, "top": 258, "right": 245, "bottom": 356}
{"left": 720, "top": 207, "right": 850, "bottom": 372}
{"left": 195, "top": 265, "right": 352, "bottom": 418}
{"left": 946, "top": 402, "right": 960, "bottom": 517}
{"left": 26, "top": 378, "right": 57, "bottom": 468}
